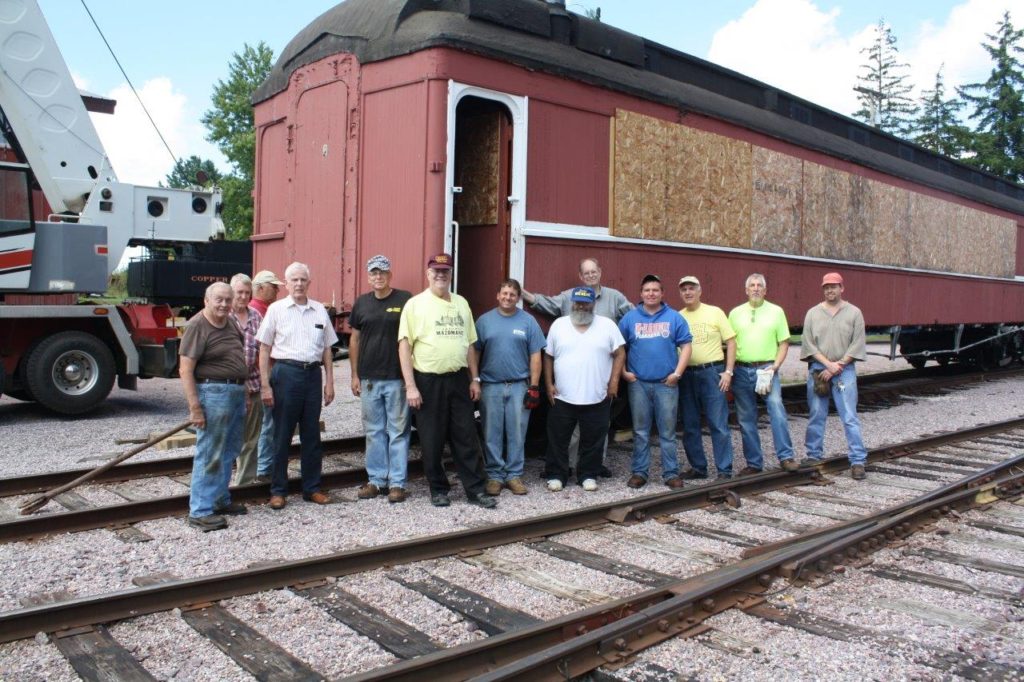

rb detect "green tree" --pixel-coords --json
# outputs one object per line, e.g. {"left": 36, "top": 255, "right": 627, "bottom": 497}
{"left": 163, "top": 155, "right": 222, "bottom": 189}
{"left": 958, "top": 11, "right": 1024, "bottom": 183}
{"left": 910, "top": 67, "right": 972, "bottom": 158}
{"left": 201, "top": 42, "right": 274, "bottom": 239}
{"left": 853, "top": 20, "right": 917, "bottom": 135}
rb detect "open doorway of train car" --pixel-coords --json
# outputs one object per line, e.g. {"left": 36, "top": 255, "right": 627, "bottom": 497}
{"left": 445, "top": 85, "right": 527, "bottom": 319}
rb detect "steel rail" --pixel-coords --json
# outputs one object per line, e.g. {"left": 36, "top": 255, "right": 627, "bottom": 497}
{"left": 0, "top": 435, "right": 366, "bottom": 497}
{"left": 0, "top": 417, "right": 1021, "bottom": 643}
{"left": 352, "top": 467, "right": 1024, "bottom": 682}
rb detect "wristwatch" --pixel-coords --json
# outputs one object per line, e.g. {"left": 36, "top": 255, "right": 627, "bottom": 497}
{"left": 472, "top": 377, "right": 481, "bottom": 382}
{"left": 723, "top": 369, "right": 734, "bottom": 376}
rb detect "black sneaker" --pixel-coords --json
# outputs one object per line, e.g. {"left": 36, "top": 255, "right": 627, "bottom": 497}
{"left": 716, "top": 473, "right": 733, "bottom": 480}
{"left": 213, "top": 502, "right": 248, "bottom": 516}
{"left": 431, "top": 492, "right": 451, "bottom": 507}
{"left": 681, "top": 470, "right": 707, "bottom": 480}
{"left": 468, "top": 495, "right": 498, "bottom": 509}
{"left": 187, "top": 514, "right": 227, "bottom": 532}
{"left": 599, "top": 465, "right": 613, "bottom": 478}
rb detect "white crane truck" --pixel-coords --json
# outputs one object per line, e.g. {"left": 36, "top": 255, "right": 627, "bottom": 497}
{"left": 0, "top": 0, "right": 244, "bottom": 414}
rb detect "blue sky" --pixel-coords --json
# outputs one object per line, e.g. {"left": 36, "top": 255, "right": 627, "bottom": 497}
{"left": 36, "top": 0, "right": 1017, "bottom": 185}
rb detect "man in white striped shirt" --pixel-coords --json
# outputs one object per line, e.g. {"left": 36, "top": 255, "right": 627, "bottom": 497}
{"left": 257, "top": 262, "right": 338, "bottom": 510}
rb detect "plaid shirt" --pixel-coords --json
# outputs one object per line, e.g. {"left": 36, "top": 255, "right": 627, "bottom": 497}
{"left": 231, "top": 306, "right": 263, "bottom": 393}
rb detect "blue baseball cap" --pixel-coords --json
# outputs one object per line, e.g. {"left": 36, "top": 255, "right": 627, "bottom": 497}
{"left": 571, "top": 286, "right": 595, "bottom": 303}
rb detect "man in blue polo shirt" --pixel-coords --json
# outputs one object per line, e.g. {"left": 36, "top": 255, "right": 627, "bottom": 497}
{"left": 619, "top": 274, "right": 692, "bottom": 489}
{"left": 475, "top": 279, "right": 546, "bottom": 496}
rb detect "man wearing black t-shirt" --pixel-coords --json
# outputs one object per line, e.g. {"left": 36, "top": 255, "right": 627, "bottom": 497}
{"left": 349, "top": 255, "right": 413, "bottom": 503}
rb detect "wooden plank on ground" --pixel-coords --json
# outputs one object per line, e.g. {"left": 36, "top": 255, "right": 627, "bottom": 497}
{"left": 907, "top": 547, "right": 1024, "bottom": 578}
{"left": 746, "top": 603, "right": 1019, "bottom": 681}
{"left": 301, "top": 584, "right": 439, "bottom": 659}
{"left": 461, "top": 552, "right": 614, "bottom": 605}
{"left": 867, "top": 566, "right": 1022, "bottom": 604}
{"left": 948, "top": 531, "right": 1024, "bottom": 554}
{"left": 901, "top": 452, "right": 992, "bottom": 468}
{"left": 866, "top": 597, "right": 1005, "bottom": 634}
{"left": 669, "top": 521, "right": 761, "bottom": 548}
{"left": 528, "top": 541, "right": 676, "bottom": 587}
{"left": 53, "top": 625, "right": 156, "bottom": 682}
{"left": 965, "top": 519, "right": 1024, "bottom": 538}
{"left": 717, "top": 508, "right": 813, "bottom": 534}
{"left": 780, "top": 488, "right": 876, "bottom": 510}
{"left": 590, "top": 527, "right": 725, "bottom": 565}
{"left": 392, "top": 574, "right": 540, "bottom": 635}
{"left": 181, "top": 607, "right": 322, "bottom": 681}
{"left": 54, "top": 491, "right": 92, "bottom": 511}
{"left": 865, "top": 465, "right": 949, "bottom": 482}
{"left": 755, "top": 496, "right": 858, "bottom": 522}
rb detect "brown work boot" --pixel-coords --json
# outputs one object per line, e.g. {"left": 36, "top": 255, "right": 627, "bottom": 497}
{"left": 303, "top": 491, "right": 332, "bottom": 504}
{"left": 484, "top": 479, "right": 503, "bottom": 496}
{"left": 387, "top": 487, "right": 407, "bottom": 504}
{"left": 357, "top": 483, "right": 381, "bottom": 500}
{"left": 851, "top": 465, "right": 866, "bottom": 480}
{"left": 627, "top": 474, "right": 648, "bottom": 489}
{"left": 506, "top": 478, "right": 528, "bottom": 495}
{"left": 268, "top": 495, "right": 287, "bottom": 510}
{"left": 665, "top": 477, "right": 685, "bottom": 489}
{"left": 738, "top": 466, "right": 762, "bottom": 476}
{"left": 780, "top": 458, "right": 799, "bottom": 473}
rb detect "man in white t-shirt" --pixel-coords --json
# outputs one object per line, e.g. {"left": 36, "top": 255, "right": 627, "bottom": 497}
{"left": 543, "top": 287, "right": 626, "bottom": 492}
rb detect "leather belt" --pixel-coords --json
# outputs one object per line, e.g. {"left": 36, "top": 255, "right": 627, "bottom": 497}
{"left": 276, "top": 359, "right": 322, "bottom": 369}
{"left": 689, "top": 362, "right": 724, "bottom": 370}
{"left": 198, "top": 378, "right": 245, "bottom": 385}
{"left": 736, "top": 360, "right": 774, "bottom": 367}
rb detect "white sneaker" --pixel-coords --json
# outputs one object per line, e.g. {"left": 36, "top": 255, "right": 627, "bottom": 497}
{"left": 582, "top": 478, "right": 598, "bottom": 491}
{"left": 546, "top": 479, "right": 563, "bottom": 492}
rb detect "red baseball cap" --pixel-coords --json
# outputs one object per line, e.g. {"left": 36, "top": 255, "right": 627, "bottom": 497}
{"left": 821, "top": 272, "right": 844, "bottom": 286}
{"left": 427, "top": 253, "right": 453, "bottom": 270}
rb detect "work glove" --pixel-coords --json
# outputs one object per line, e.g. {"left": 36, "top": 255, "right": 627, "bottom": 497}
{"left": 755, "top": 367, "right": 773, "bottom": 396}
{"left": 813, "top": 371, "right": 831, "bottom": 397}
{"left": 523, "top": 385, "right": 541, "bottom": 409}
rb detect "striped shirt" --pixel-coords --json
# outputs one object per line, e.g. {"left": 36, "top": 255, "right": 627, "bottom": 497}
{"left": 231, "top": 306, "right": 263, "bottom": 392}
{"left": 256, "top": 296, "right": 338, "bottom": 363}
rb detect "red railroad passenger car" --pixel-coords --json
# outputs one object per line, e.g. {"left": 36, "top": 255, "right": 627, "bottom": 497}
{"left": 252, "top": 0, "right": 1024, "bottom": 366}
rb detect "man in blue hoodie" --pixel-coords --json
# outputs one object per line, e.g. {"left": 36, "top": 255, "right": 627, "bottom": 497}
{"left": 619, "top": 275, "right": 693, "bottom": 489}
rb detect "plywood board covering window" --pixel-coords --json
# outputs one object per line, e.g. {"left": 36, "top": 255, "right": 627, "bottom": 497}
{"left": 454, "top": 110, "right": 501, "bottom": 227}
{"left": 610, "top": 109, "right": 1017, "bottom": 278}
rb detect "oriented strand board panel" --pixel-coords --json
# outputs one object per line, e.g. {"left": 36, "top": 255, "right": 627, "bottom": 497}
{"left": 611, "top": 109, "right": 1017, "bottom": 278}
{"left": 751, "top": 147, "right": 802, "bottom": 256}
{"left": 454, "top": 110, "right": 500, "bottom": 227}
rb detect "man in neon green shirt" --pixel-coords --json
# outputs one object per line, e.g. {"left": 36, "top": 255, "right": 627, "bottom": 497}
{"left": 399, "top": 253, "right": 496, "bottom": 509}
{"left": 727, "top": 273, "right": 797, "bottom": 475}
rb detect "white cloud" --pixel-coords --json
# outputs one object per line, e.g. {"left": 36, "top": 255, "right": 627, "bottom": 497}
{"left": 88, "top": 77, "right": 222, "bottom": 187}
{"left": 708, "top": 0, "right": 1017, "bottom": 121}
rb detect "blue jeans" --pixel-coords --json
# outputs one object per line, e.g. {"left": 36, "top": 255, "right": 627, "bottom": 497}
{"left": 627, "top": 380, "right": 680, "bottom": 481}
{"left": 679, "top": 363, "right": 734, "bottom": 477}
{"left": 270, "top": 362, "right": 324, "bottom": 497}
{"left": 361, "top": 379, "right": 410, "bottom": 489}
{"left": 732, "top": 364, "right": 794, "bottom": 469}
{"left": 190, "top": 383, "right": 244, "bottom": 518}
{"left": 256, "top": 403, "right": 275, "bottom": 476}
{"left": 480, "top": 380, "right": 530, "bottom": 481}
{"left": 805, "top": 362, "right": 867, "bottom": 465}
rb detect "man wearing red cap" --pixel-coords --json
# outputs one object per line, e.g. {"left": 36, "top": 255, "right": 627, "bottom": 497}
{"left": 801, "top": 272, "right": 868, "bottom": 479}
{"left": 398, "top": 253, "right": 496, "bottom": 509}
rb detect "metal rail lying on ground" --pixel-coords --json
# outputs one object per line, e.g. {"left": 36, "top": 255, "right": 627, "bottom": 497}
{"left": 0, "top": 417, "right": 1021, "bottom": 644}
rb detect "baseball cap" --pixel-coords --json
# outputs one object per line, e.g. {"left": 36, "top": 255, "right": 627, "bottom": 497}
{"left": 366, "top": 255, "right": 391, "bottom": 272}
{"left": 427, "top": 253, "right": 453, "bottom": 270}
{"left": 821, "top": 272, "right": 844, "bottom": 286}
{"left": 571, "top": 286, "right": 595, "bottom": 303}
{"left": 678, "top": 275, "right": 700, "bottom": 287}
{"left": 641, "top": 274, "right": 661, "bottom": 286}
{"left": 252, "top": 270, "right": 284, "bottom": 286}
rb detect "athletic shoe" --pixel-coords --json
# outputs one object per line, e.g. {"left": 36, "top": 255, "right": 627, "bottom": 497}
{"left": 547, "top": 479, "right": 564, "bottom": 492}
{"left": 582, "top": 478, "right": 598, "bottom": 491}
{"left": 431, "top": 492, "right": 451, "bottom": 507}
{"left": 213, "top": 502, "right": 247, "bottom": 516}
{"left": 468, "top": 495, "right": 498, "bottom": 509}
{"left": 187, "top": 514, "right": 227, "bottom": 532}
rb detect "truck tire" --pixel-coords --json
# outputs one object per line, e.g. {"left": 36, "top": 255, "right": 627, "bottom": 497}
{"left": 25, "top": 332, "right": 116, "bottom": 415}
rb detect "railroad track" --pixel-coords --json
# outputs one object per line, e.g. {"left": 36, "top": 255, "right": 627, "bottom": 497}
{"left": 0, "top": 419, "right": 1021, "bottom": 680}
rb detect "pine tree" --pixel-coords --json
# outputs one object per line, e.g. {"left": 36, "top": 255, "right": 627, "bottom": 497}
{"left": 910, "top": 67, "right": 972, "bottom": 158}
{"left": 852, "top": 20, "right": 918, "bottom": 136}
{"left": 957, "top": 12, "right": 1024, "bottom": 183}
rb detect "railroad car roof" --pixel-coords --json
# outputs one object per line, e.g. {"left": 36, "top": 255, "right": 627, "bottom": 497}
{"left": 256, "top": 0, "right": 1024, "bottom": 215}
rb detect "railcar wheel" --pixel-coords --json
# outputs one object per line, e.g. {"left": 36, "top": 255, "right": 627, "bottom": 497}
{"left": 907, "top": 357, "right": 927, "bottom": 370}
{"left": 25, "top": 332, "right": 115, "bottom": 415}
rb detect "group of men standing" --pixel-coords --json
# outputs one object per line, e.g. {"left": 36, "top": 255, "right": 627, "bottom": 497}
{"left": 178, "top": 250, "right": 869, "bottom": 531}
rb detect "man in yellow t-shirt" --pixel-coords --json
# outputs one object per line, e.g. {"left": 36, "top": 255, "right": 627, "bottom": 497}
{"left": 678, "top": 276, "right": 736, "bottom": 479}
{"left": 399, "top": 253, "right": 495, "bottom": 510}
{"left": 727, "top": 273, "right": 797, "bottom": 475}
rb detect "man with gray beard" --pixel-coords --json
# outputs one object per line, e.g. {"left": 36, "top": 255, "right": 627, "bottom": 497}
{"left": 543, "top": 287, "right": 625, "bottom": 492}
